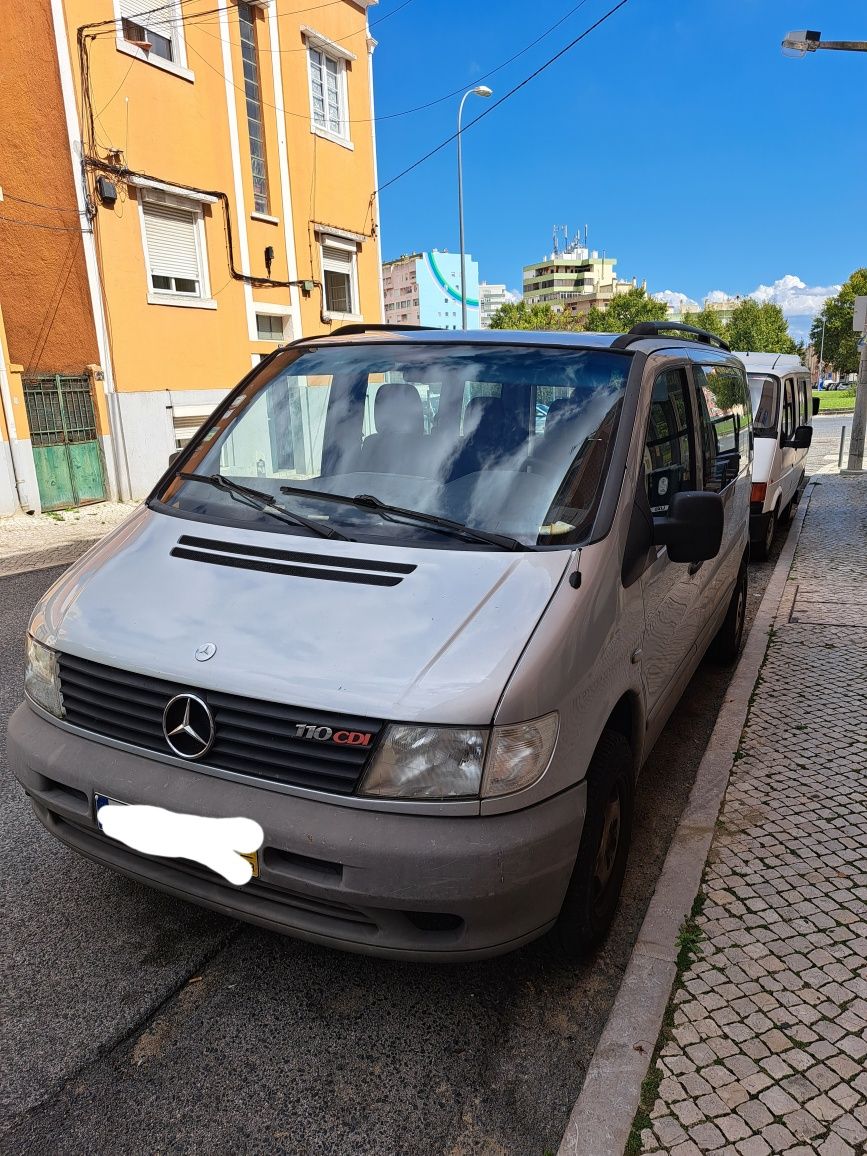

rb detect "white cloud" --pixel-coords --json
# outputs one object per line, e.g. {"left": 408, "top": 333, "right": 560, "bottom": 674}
{"left": 653, "top": 289, "right": 698, "bottom": 309}
{"left": 749, "top": 274, "right": 840, "bottom": 317}
{"left": 652, "top": 275, "right": 840, "bottom": 321}
{"left": 505, "top": 287, "right": 521, "bottom": 303}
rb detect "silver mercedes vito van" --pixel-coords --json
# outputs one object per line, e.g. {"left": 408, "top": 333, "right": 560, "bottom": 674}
{"left": 10, "top": 321, "right": 752, "bottom": 960}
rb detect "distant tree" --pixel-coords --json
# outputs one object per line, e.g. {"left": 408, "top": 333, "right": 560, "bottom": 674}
{"left": 685, "top": 306, "right": 729, "bottom": 340}
{"left": 810, "top": 268, "right": 867, "bottom": 377}
{"left": 488, "top": 300, "right": 576, "bottom": 331}
{"left": 583, "top": 285, "right": 668, "bottom": 333}
{"left": 726, "top": 299, "right": 796, "bottom": 354}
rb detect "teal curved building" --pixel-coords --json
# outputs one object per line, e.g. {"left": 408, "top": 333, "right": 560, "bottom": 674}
{"left": 382, "top": 249, "right": 480, "bottom": 330}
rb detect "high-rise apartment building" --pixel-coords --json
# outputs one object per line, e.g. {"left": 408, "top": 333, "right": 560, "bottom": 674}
{"left": 382, "top": 251, "right": 480, "bottom": 329}
{"left": 479, "top": 283, "right": 509, "bottom": 327}
{"left": 523, "top": 229, "right": 634, "bottom": 315}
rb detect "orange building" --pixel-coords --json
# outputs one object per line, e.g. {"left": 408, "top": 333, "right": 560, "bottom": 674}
{"left": 0, "top": 0, "right": 382, "bottom": 511}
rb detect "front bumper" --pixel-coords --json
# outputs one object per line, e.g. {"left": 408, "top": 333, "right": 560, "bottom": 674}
{"left": 8, "top": 704, "right": 586, "bottom": 961}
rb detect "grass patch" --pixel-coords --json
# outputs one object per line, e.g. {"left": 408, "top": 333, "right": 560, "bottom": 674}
{"left": 813, "top": 390, "right": 856, "bottom": 412}
{"left": 625, "top": 892, "right": 706, "bottom": 1153}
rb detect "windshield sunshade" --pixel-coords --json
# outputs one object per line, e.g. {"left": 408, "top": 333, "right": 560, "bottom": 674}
{"left": 748, "top": 374, "right": 780, "bottom": 435}
{"left": 158, "top": 343, "right": 631, "bottom": 548}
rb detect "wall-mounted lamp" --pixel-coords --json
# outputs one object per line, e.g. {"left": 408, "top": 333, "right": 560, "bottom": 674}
{"left": 264, "top": 245, "right": 275, "bottom": 276}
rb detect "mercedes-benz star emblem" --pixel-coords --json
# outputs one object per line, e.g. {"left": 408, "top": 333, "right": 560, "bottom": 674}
{"left": 162, "top": 694, "right": 215, "bottom": 760}
{"left": 195, "top": 643, "right": 217, "bottom": 662}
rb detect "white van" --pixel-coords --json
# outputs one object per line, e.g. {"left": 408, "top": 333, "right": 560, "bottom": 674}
{"left": 737, "top": 352, "right": 816, "bottom": 560}
{"left": 11, "top": 322, "right": 752, "bottom": 961}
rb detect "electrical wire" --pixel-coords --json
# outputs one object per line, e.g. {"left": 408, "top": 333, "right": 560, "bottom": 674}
{"left": 1, "top": 193, "right": 83, "bottom": 215}
{"left": 0, "top": 213, "right": 82, "bottom": 233}
{"left": 24, "top": 230, "right": 84, "bottom": 375}
{"left": 378, "top": 0, "right": 632, "bottom": 193}
{"left": 96, "top": 0, "right": 592, "bottom": 128}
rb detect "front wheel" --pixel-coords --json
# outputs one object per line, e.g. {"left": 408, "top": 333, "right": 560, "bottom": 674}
{"left": 553, "top": 731, "right": 633, "bottom": 959}
{"left": 709, "top": 556, "right": 748, "bottom": 664}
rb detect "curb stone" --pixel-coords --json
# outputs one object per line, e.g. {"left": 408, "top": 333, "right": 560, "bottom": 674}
{"left": 556, "top": 483, "right": 816, "bottom": 1156}
{"left": 0, "top": 538, "right": 103, "bottom": 580}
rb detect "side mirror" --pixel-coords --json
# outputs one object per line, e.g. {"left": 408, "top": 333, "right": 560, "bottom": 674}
{"left": 791, "top": 425, "right": 813, "bottom": 449}
{"left": 168, "top": 449, "right": 182, "bottom": 467}
{"left": 654, "top": 491, "right": 724, "bottom": 564}
{"left": 812, "top": 397, "right": 821, "bottom": 417}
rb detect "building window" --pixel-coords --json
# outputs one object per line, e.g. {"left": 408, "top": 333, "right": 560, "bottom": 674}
{"left": 320, "top": 239, "right": 358, "bottom": 316}
{"left": 116, "top": 0, "right": 187, "bottom": 71}
{"left": 238, "top": 3, "right": 269, "bottom": 214}
{"left": 140, "top": 194, "right": 208, "bottom": 300}
{"left": 307, "top": 46, "right": 348, "bottom": 140}
{"left": 256, "top": 313, "right": 285, "bottom": 341}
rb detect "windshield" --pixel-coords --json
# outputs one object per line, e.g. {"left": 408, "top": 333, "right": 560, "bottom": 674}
{"left": 748, "top": 374, "right": 780, "bottom": 435}
{"left": 157, "top": 342, "right": 630, "bottom": 548}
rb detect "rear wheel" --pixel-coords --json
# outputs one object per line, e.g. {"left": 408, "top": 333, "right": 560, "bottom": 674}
{"left": 553, "top": 731, "right": 633, "bottom": 959}
{"left": 709, "top": 556, "right": 748, "bottom": 664}
{"left": 753, "top": 504, "right": 777, "bottom": 561}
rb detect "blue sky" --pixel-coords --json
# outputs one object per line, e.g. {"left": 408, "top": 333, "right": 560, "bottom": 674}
{"left": 371, "top": 0, "right": 866, "bottom": 336}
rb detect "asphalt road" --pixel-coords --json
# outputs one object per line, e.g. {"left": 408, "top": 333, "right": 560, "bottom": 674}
{"left": 808, "top": 411, "right": 852, "bottom": 473}
{"left": 1, "top": 528, "right": 792, "bottom": 1156}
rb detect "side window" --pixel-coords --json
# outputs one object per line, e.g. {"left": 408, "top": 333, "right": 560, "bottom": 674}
{"left": 797, "top": 380, "right": 809, "bottom": 427}
{"left": 643, "top": 368, "right": 695, "bottom": 515}
{"left": 781, "top": 379, "right": 796, "bottom": 440}
{"left": 694, "top": 364, "right": 752, "bottom": 492}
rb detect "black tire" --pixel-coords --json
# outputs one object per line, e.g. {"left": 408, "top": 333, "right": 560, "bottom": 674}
{"left": 780, "top": 496, "right": 796, "bottom": 526}
{"left": 553, "top": 731, "right": 633, "bottom": 959}
{"left": 709, "top": 555, "right": 748, "bottom": 664}
{"left": 753, "top": 504, "right": 777, "bottom": 561}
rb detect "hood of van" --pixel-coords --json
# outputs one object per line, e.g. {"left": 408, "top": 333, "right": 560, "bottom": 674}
{"left": 32, "top": 507, "right": 573, "bottom": 724}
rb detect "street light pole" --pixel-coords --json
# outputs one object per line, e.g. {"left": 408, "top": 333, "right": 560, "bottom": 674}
{"left": 781, "top": 28, "right": 866, "bottom": 467}
{"left": 457, "top": 85, "right": 492, "bottom": 329}
{"left": 818, "top": 313, "right": 827, "bottom": 386}
{"left": 781, "top": 29, "right": 867, "bottom": 56}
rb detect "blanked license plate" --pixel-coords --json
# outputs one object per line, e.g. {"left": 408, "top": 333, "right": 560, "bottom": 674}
{"left": 93, "top": 793, "right": 260, "bottom": 878}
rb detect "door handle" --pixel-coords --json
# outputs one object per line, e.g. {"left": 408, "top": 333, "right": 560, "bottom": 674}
{"left": 688, "top": 561, "right": 703, "bottom": 576}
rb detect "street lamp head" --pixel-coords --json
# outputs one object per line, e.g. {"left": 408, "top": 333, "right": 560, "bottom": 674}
{"left": 781, "top": 29, "right": 821, "bottom": 58}
{"left": 473, "top": 85, "right": 493, "bottom": 98}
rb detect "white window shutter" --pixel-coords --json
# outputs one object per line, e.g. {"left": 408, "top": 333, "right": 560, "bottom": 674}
{"left": 118, "top": 0, "right": 174, "bottom": 39}
{"left": 143, "top": 202, "right": 200, "bottom": 281}
{"left": 322, "top": 245, "right": 352, "bottom": 271}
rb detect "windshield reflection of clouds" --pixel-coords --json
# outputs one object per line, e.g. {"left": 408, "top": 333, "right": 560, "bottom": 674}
{"left": 169, "top": 345, "right": 629, "bottom": 547}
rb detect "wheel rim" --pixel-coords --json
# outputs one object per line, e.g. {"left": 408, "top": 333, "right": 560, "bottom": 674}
{"left": 593, "top": 790, "right": 622, "bottom": 903}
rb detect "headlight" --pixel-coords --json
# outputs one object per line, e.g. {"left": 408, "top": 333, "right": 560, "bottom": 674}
{"left": 358, "top": 712, "right": 559, "bottom": 801}
{"left": 482, "top": 713, "right": 559, "bottom": 798}
{"left": 359, "top": 725, "right": 486, "bottom": 799}
{"left": 24, "top": 635, "right": 64, "bottom": 718}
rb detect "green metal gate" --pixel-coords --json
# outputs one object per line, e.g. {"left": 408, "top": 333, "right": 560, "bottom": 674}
{"left": 23, "top": 374, "right": 107, "bottom": 511}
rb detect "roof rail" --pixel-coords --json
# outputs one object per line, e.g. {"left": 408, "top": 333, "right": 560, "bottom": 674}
{"left": 610, "top": 321, "right": 731, "bottom": 352}
{"left": 326, "top": 323, "right": 443, "bottom": 337}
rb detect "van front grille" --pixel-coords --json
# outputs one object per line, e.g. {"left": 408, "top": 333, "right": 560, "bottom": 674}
{"left": 58, "top": 653, "right": 382, "bottom": 795}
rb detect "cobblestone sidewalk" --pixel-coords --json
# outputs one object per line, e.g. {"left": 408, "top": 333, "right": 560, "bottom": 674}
{"left": 0, "top": 502, "right": 135, "bottom": 577}
{"left": 640, "top": 473, "right": 867, "bottom": 1156}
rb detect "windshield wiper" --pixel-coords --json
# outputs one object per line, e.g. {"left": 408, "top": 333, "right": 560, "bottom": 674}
{"left": 277, "top": 484, "right": 527, "bottom": 551}
{"left": 178, "top": 473, "right": 350, "bottom": 541}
